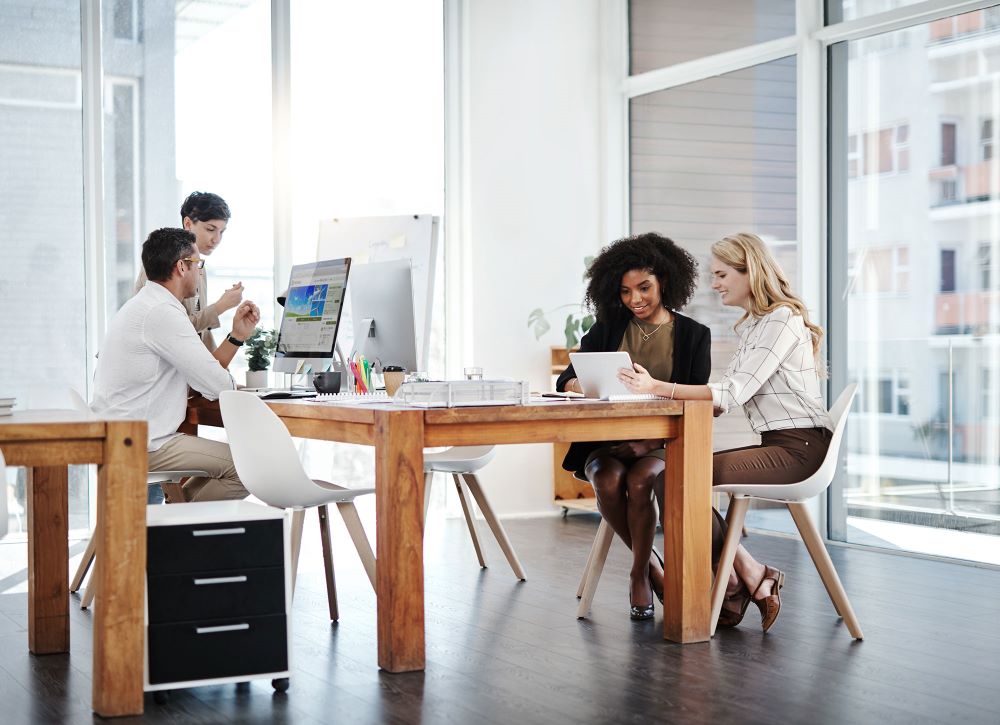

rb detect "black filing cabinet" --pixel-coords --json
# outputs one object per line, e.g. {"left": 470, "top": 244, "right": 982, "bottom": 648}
{"left": 144, "top": 501, "right": 291, "bottom": 693}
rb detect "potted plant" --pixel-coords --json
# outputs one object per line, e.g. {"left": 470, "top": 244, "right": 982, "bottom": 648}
{"left": 526, "top": 256, "right": 595, "bottom": 349}
{"left": 244, "top": 328, "right": 277, "bottom": 389}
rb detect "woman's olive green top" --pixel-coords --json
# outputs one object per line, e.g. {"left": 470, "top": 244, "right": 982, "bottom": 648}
{"left": 619, "top": 317, "right": 674, "bottom": 384}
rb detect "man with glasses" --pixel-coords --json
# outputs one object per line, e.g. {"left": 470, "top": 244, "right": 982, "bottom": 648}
{"left": 93, "top": 227, "right": 259, "bottom": 502}
{"left": 134, "top": 191, "right": 243, "bottom": 351}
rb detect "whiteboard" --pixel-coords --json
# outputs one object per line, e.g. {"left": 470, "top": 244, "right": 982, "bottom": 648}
{"left": 317, "top": 215, "right": 439, "bottom": 369}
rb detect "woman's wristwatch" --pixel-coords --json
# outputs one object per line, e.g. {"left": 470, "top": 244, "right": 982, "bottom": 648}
{"left": 226, "top": 333, "right": 244, "bottom": 347}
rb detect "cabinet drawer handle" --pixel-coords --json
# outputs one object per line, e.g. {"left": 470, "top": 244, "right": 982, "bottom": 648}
{"left": 191, "top": 527, "right": 246, "bottom": 537}
{"left": 196, "top": 623, "right": 250, "bottom": 635}
{"left": 193, "top": 575, "right": 248, "bottom": 586}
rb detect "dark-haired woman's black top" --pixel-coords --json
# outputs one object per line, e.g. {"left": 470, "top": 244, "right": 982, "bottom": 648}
{"left": 555, "top": 311, "right": 712, "bottom": 473}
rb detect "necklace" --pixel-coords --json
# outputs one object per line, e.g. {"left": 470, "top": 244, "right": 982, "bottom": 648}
{"left": 632, "top": 317, "right": 669, "bottom": 342}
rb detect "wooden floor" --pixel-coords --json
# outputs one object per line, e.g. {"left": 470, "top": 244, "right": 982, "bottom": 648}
{"left": 0, "top": 512, "right": 998, "bottom": 724}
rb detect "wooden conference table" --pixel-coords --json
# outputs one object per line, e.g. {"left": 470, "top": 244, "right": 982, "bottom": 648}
{"left": 187, "top": 396, "right": 714, "bottom": 672}
{"left": 0, "top": 410, "right": 147, "bottom": 717}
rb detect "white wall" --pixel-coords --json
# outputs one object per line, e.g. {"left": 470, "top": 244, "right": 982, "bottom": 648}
{"left": 457, "top": 0, "right": 604, "bottom": 516}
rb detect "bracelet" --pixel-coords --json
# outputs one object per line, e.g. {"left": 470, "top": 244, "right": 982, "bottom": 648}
{"left": 670, "top": 382, "right": 677, "bottom": 399}
{"left": 226, "top": 334, "right": 244, "bottom": 347}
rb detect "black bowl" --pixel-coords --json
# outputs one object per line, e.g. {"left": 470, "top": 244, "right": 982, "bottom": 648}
{"left": 312, "top": 371, "right": 342, "bottom": 394}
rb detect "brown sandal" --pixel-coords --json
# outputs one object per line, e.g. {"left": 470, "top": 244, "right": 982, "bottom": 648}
{"left": 751, "top": 565, "right": 785, "bottom": 633}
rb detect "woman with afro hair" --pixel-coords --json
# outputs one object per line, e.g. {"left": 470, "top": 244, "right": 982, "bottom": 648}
{"left": 556, "top": 232, "right": 711, "bottom": 620}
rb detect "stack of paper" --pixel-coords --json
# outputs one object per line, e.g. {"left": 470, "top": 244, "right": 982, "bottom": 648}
{"left": 0, "top": 396, "right": 14, "bottom": 417}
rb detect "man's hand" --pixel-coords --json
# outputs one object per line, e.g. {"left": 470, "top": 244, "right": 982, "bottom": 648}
{"left": 231, "top": 300, "right": 260, "bottom": 341}
{"left": 214, "top": 282, "right": 244, "bottom": 313}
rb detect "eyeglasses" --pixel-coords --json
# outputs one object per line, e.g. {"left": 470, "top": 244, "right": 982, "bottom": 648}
{"left": 181, "top": 257, "right": 206, "bottom": 269}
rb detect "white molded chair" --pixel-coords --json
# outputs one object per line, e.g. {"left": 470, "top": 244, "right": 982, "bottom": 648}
{"left": 710, "top": 384, "right": 863, "bottom": 639}
{"left": 220, "top": 391, "right": 376, "bottom": 621}
{"left": 66, "top": 389, "right": 210, "bottom": 609}
{"left": 423, "top": 446, "right": 526, "bottom": 581}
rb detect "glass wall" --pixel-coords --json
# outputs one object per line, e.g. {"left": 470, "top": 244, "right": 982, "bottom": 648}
{"left": 831, "top": 8, "right": 1000, "bottom": 563}
{"left": 104, "top": 0, "right": 275, "bottom": 373}
{"left": 0, "top": 1, "right": 90, "bottom": 535}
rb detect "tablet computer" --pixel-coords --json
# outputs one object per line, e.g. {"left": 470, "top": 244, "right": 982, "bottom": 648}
{"left": 568, "top": 351, "right": 636, "bottom": 399}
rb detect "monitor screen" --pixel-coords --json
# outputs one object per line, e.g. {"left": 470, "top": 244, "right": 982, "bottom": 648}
{"left": 274, "top": 257, "right": 351, "bottom": 363}
{"left": 348, "top": 259, "right": 419, "bottom": 371}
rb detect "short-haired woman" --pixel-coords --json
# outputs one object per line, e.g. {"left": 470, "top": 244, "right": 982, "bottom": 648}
{"left": 617, "top": 232, "right": 832, "bottom": 632}
{"left": 556, "top": 232, "right": 711, "bottom": 620}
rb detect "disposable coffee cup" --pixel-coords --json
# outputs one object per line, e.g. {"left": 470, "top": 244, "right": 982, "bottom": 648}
{"left": 383, "top": 365, "right": 406, "bottom": 396}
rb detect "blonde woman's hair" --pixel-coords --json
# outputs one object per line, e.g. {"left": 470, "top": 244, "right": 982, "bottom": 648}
{"left": 711, "top": 232, "right": 826, "bottom": 375}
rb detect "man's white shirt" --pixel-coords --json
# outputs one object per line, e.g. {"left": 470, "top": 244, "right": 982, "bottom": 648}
{"left": 92, "top": 282, "right": 235, "bottom": 451}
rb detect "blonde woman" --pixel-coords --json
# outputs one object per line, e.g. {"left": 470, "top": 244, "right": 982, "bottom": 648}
{"left": 617, "top": 232, "right": 832, "bottom": 632}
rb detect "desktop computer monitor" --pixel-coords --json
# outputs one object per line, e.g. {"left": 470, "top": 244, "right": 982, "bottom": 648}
{"left": 273, "top": 257, "right": 351, "bottom": 374}
{"left": 348, "top": 259, "right": 419, "bottom": 372}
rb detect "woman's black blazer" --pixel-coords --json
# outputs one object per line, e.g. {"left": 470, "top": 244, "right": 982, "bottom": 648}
{"left": 554, "top": 311, "right": 711, "bottom": 473}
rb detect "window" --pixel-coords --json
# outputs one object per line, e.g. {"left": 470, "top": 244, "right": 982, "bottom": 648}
{"left": 983, "top": 368, "right": 996, "bottom": 420}
{"left": 0, "top": 4, "right": 90, "bottom": 535}
{"left": 630, "top": 57, "right": 798, "bottom": 362}
{"left": 112, "top": 0, "right": 139, "bottom": 42}
{"left": 629, "top": 0, "right": 795, "bottom": 73}
{"left": 860, "top": 371, "right": 911, "bottom": 416}
{"left": 854, "top": 122, "right": 910, "bottom": 176}
{"left": 939, "top": 179, "right": 958, "bottom": 203}
{"left": 852, "top": 245, "right": 910, "bottom": 294}
{"left": 941, "top": 122, "right": 957, "bottom": 166}
{"left": 981, "top": 118, "right": 994, "bottom": 161}
{"left": 979, "top": 242, "right": 993, "bottom": 291}
{"left": 941, "top": 249, "right": 956, "bottom": 292}
{"left": 834, "top": 10, "right": 1000, "bottom": 560}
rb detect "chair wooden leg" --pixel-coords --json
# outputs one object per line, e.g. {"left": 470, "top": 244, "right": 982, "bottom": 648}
{"left": 423, "top": 472, "right": 434, "bottom": 521}
{"left": 709, "top": 497, "right": 749, "bottom": 637}
{"left": 454, "top": 474, "right": 488, "bottom": 569}
{"left": 336, "top": 501, "right": 377, "bottom": 591}
{"left": 289, "top": 508, "right": 306, "bottom": 599}
{"left": 729, "top": 493, "right": 748, "bottom": 537}
{"left": 317, "top": 505, "right": 339, "bottom": 622}
{"left": 81, "top": 562, "right": 97, "bottom": 609}
{"left": 577, "top": 524, "right": 601, "bottom": 598}
{"left": 576, "top": 519, "right": 614, "bottom": 618}
{"left": 71, "top": 534, "right": 97, "bottom": 593}
{"left": 462, "top": 473, "right": 526, "bottom": 581}
{"left": 787, "top": 502, "right": 864, "bottom": 640}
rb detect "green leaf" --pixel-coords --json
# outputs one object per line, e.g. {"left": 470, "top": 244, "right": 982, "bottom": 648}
{"left": 581, "top": 314, "right": 595, "bottom": 333}
{"left": 527, "top": 308, "right": 545, "bottom": 326}
{"left": 564, "top": 314, "right": 581, "bottom": 350}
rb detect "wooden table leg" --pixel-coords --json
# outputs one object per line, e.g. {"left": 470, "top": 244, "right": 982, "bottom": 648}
{"left": 374, "top": 409, "right": 425, "bottom": 672}
{"left": 662, "top": 401, "right": 713, "bottom": 643}
{"left": 92, "top": 421, "right": 147, "bottom": 717}
{"left": 27, "top": 466, "right": 69, "bottom": 654}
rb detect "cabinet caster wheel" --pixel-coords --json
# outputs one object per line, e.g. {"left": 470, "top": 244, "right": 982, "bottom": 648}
{"left": 272, "top": 677, "right": 290, "bottom": 693}
{"left": 153, "top": 690, "right": 170, "bottom": 705}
